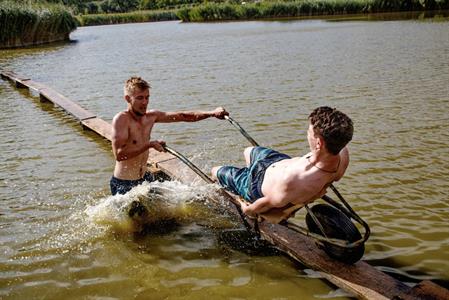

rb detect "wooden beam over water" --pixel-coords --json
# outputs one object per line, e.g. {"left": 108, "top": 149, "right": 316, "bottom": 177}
{"left": 2, "top": 70, "right": 448, "bottom": 300}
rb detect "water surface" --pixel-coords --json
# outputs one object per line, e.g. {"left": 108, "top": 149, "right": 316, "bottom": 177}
{"left": 1, "top": 16, "right": 448, "bottom": 299}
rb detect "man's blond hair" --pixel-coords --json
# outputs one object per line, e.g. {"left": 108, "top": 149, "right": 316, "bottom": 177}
{"left": 124, "top": 77, "right": 151, "bottom": 96}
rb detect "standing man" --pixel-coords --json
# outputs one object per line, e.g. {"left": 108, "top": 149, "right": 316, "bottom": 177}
{"left": 211, "top": 106, "right": 353, "bottom": 218}
{"left": 110, "top": 76, "right": 228, "bottom": 195}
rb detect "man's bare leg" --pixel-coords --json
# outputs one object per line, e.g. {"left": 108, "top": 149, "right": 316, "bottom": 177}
{"left": 244, "top": 146, "right": 254, "bottom": 166}
{"left": 212, "top": 146, "right": 254, "bottom": 181}
{"left": 211, "top": 166, "right": 222, "bottom": 182}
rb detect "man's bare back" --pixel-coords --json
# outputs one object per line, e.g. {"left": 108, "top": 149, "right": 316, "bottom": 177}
{"left": 260, "top": 148, "right": 349, "bottom": 208}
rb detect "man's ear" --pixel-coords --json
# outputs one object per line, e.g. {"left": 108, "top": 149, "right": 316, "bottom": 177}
{"left": 124, "top": 95, "right": 131, "bottom": 103}
{"left": 316, "top": 136, "right": 325, "bottom": 150}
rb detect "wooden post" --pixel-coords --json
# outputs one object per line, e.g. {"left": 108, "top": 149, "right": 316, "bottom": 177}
{"left": 39, "top": 93, "right": 51, "bottom": 103}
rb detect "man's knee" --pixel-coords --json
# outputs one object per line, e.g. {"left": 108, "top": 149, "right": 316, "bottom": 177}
{"left": 211, "top": 166, "right": 222, "bottom": 181}
{"left": 244, "top": 147, "right": 254, "bottom": 165}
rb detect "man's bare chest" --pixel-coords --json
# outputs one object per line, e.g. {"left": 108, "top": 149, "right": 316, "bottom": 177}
{"left": 127, "top": 122, "right": 154, "bottom": 144}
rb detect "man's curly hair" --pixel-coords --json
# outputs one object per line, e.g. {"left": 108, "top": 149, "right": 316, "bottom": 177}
{"left": 309, "top": 106, "right": 353, "bottom": 155}
{"left": 124, "top": 77, "right": 151, "bottom": 96}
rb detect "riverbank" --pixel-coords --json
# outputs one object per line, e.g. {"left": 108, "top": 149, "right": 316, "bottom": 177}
{"left": 76, "top": 9, "right": 178, "bottom": 26}
{"left": 0, "top": 1, "right": 77, "bottom": 49}
{"left": 73, "top": 0, "right": 449, "bottom": 26}
{"left": 176, "top": 0, "right": 449, "bottom": 22}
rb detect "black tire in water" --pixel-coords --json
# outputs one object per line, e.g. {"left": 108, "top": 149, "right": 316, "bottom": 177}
{"left": 305, "top": 204, "right": 364, "bottom": 264}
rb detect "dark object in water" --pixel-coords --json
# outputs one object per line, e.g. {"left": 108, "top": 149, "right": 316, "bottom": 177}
{"left": 139, "top": 219, "right": 180, "bottom": 235}
{"left": 128, "top": 200, "right": 148, "bottom": 218}
{"left": 127, "top": 186, "right": 168, "bottom": 218}
{"left": 306, "top": 204, "right": 364, "bottom": 264}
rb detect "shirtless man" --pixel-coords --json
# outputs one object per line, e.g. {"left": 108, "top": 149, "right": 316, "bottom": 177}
{"left": 110, "top": 76, "right": 228, "bottom": 195}
{"left": 211, "top": 106, "right": 353, "bottom": 218}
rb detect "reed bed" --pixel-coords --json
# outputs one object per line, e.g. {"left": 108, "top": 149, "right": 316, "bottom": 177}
{"left": 0, "top": 1, "right": 77, "bottom": 48}
{"left": 176, "top": 0, "right": 449, "bottom": 21}
{"left": 77, "top": 9, "right": 179, "bottom": 26}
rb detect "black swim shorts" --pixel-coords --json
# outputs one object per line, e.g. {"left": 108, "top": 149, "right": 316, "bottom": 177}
{"left": 110, "top": 172, "right": 155, "bottom": 195}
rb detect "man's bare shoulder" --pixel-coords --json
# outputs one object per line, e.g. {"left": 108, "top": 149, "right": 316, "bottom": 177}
{"left": 146, "top": 109, "right": 164, "bottom": 122}
{"left": 335, "top": 147, "right": 350, "bottom": 181}
{"left": 112, "top": 111, "right": 131, "bottom": 125}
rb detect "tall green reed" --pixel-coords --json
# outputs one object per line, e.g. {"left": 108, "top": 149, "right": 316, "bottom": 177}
{"left": 0, "top": 0, "right": 77, "bottom": 48}
{"left": 76, "top": 9, "right": 178, "bottom": 26}
{"left": 176, "top": 0, "right": 449, "bottom": 21}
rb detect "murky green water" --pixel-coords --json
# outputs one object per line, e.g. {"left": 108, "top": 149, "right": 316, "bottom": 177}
{"left": 1, "top": 15, "right": 449, "bottom": 299}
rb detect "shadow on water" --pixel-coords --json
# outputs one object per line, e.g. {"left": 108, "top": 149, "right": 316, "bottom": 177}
{"left": 132, "top": 225, "right": 283, "bottom": 260}
{"left": 324, "top": 10, "right": 449, "bottom": 22}
{"left": 217, "top": 228, "right": 282, "bottom": 256}
{"left": 138, "top": 218, "right": 181, "bottom": 235}
{"left": 366, "top": 256, "right": 449, "bottom": 289}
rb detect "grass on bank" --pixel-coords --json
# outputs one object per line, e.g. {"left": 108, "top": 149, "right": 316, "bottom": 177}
{"left": 176, "top": 0, "right": 449, "bottom": 21}
{"left": 76, "top": 9, "right": 179, "bottom": 26}
{"left": 0, "top": 0, "right": 77, "bottom": 48}
{"left": 76, "top": 0, "right": 449, "bottom": 25}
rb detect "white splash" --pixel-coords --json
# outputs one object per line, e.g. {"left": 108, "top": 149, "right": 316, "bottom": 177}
{"left": 85, "top": 180, "right": 228, "bottom": 233}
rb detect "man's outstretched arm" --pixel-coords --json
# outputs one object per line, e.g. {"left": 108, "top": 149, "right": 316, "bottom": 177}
{"left": 152, "top": 107, "right": 228, "bottom": 123}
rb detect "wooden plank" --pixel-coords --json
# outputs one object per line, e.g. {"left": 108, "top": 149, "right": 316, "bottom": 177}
{"left": 39, "top": 87, "right": 96, "bottom": 121}
{"left": 156, "top": 156, "right": 203, "bottom": 183}
{"left": 81, "top": 117, "right": 113, "bottom": 141}
{"left": 147, "top": 148, "right": 201, "bottom": 181}
{"left": 1, "top": 71, "right": 95, "bottom": 121}
{"left": 1, "top": 71, "right": 29, "bottom": 88}
{"left": 148, "top": 148, "right": 177, "bottom": 165}
{"left": 259, "top": 221, "right": 410, "bottom": 300}
{"left": 20, "top": 79, "right": 49, "bottom": 94}
{"left": 0, "top": 70, "right": 28, "bottom": 82}
{"left": 1, "top": 71, "right": 41, "bottom": 92}
{"left": 401, "top": 280, "right": 449, "bottom": 300}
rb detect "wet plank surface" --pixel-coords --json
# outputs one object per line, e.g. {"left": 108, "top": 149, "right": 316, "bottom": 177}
{"left": 1, "top": 71, "right": 96, "bottom": 121}
{"left": 82, "top": 117, "right": 113, "bottom": 141}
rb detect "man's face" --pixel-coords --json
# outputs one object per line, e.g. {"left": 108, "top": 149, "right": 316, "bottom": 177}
{"left": 127, "top": 88, "right": 149, "bottom": 116}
